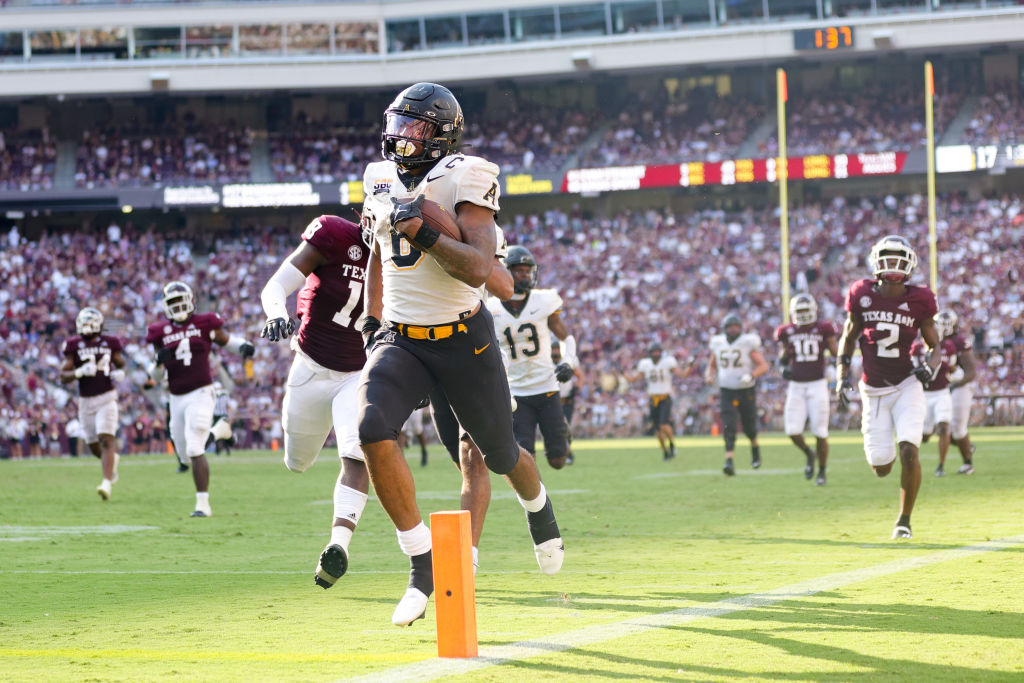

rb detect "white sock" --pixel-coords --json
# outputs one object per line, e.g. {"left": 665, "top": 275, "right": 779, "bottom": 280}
{"left": 101, "top": 478, "right": 111, "bottom": 486}
{"left": 329, "top": 525, "right": 354, "bottom": 554}
{"left": 472, "top": 546, "right": 479, "bottom": 570}
{"left": 196, "top": 492, "right": 210, "bottom": 507}
{"left": 396, "top": 522, "right": 432, "bottom": 557}
{"left": 333, "top": 479, "right": 368, "bottom": 527}
{"left": 517, "top": 483, "right": 547, "bottom": 513}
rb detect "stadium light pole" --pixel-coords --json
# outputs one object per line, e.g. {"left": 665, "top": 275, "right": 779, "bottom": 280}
{"left": 925, "top": 60, "right": 938, "bottom": 292}
{"left": 777, "top": 68, "right": 790, "bottom": 324}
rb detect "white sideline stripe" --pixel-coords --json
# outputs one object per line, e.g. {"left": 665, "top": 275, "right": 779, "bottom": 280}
{"left": 342, "top": 534, "right": 1024, "bottom": 683}
{"left": 310, "top": 489, "right": 590, "bottom": 505}
{"left": 0, "top": 525, "right": 158, "bottom": 542}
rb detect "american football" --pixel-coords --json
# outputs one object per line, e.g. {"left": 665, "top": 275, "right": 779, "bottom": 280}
{"left": 414, "top": 198, "right": 463, "bottom": 247}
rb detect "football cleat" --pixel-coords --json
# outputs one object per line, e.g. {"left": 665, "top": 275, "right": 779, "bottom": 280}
{"left": 191, "top": 501, "right": 212, "bottom": 518}
{"left": 935, "top": 465, "right": 946, "bottom": 477}
{"left": 804, "top": 450, "right": 814, "bottom": 480}
{"left": 892, "top": 525, "right": 913, "bottom": 540}
{"left": 957, "top": 463, "right": 974, "bottom": 475}
{"left": 96, "top": 480, "right": 111, "bottom": 501}
{"left": 815, "top": 471, "right": 827, "bottom": 486}
{"left": 392, "top": 587, "right": 429, "bottom": 627}
{"left": 723, "top": 459, "right": 735, "bottom": 476}
{"left": 176, "top": 462, "right": 190, "bottom": 473}
{"left": 534, "top": 537, "right": 565, "bottom": 575}
{"left": 751, "top": 452, "right": 762, "bottom": 469}
{"left": 314, "top": 544, "right": 349, "bottom": 589}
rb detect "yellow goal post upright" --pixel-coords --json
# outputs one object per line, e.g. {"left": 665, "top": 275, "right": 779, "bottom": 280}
{"left": 925, "top": 60, "right": 938, "bottom": 292}
{"left": 777, "top": 68, "right": 790, "bottom": 324}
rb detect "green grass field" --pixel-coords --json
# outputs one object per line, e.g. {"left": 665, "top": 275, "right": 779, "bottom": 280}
{"left": 2, "top": 428, "right": 1023, "bottom": 682}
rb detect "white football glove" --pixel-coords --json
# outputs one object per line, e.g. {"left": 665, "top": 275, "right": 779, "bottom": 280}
{"left": 110, "top": 369, "right": 126, "bottom": 383}
{"left": 74, "top": 360, "right": 98, "bottom": 378}
{"left": 740, "top": 372, "right": 753, "bottom": 385}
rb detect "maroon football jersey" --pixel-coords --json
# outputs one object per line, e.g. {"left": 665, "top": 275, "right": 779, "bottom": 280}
{"left": 774, "top": 320, "right": 836, "bottom": 382}
{"left": 146, "top": 312, "right": 224, "bottom": 395}
{"left": 295, "top": 215, "right": 368, "bottom": 372}
{"left": 61, "top": 334, "right": 123, "bottom": 397}
{"left": 949, "top": 332, "right": 973, "bottom": 355}
{"left": 844, "top": 278, "right": 938, "bottom": 388}
{"left": 910, "top": 337, "right": 958, "bottom": 391}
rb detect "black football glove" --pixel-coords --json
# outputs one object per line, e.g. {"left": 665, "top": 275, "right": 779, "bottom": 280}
{"left": 781, "top": 367, "right": 793, "bottom": 381}
{"left": 260, "top": 317, "right": 297, "bottom": 343}
{"left": 389, "top": 195, "right": 424, "bottom": 230}
{"left": 913, "top": 363, "right": 935, "bottom": 386}
{"left": 155, "top": 346, "right": 174, "bottom": 365}
{"left": 239, "top": 341, "right": 256, "bottom": 359}
{"left": 836, "top": 379, "right": 855, "bottom": 409}
{"left": 361, "top": 315, "right": 382, "bottom": 353}
{"left": 555, "top": 362, "right": 575, "bottom": 383}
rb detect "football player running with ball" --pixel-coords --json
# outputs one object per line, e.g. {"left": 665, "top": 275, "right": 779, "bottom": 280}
{"left": 488, "top": 245, "right": 578, "bottom": 470}
{"left": 259, "top": 214, "right": 370, "bottom": 590}
{"left": 59, "top": 307, "right": 127, "bottom": 500}
{"left": 836, "top": 235, "right": 942, "bottom": 540}
{"left": 146, "top": 282, "right": 254, "bottom": 517}
{"left": 775, "top": 294, "right": 838, "bottom": 485}
{"left": 358, "top": 82, "right": 563, "bottom": 626}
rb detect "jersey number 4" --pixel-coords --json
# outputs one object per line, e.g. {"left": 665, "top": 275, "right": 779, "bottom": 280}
{"left": 503, "top": 323, "right": 539, "bottom": 359}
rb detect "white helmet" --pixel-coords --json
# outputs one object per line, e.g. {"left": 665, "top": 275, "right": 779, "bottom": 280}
{"left": 162, "top": 281, "right": 195, "bottom": 323}
{"left": 935, "top": 309, "right": 958, "bottom": 338}
{"left": 76, "top": 307, "right": 104, "bottom": 336}
{"left": 869, "top": 235, "right": 918, "bottom": 283}
{"left": 789, "top": 293, "right": 817, "bottom": 326}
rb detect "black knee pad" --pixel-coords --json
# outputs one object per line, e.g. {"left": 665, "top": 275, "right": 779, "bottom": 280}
{"left": 357, "top": 403, "right": 397, "bottom": 445}
{"left": 723, "top": 427, "right": 737, "bottom": 452}
{"left": 481, "top": 442, "right": 519, "bottom": 476}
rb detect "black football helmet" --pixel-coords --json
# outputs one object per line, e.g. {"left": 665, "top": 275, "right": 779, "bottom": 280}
{"left": 649, "top": 341, "right": 663, "bottom": 359}
{"left": 505, "top": 245, "right": 538, "bottom": 294}
{"left": 382, "top": 82, "right": 464, "bottom": 170}
{"left": 722, "top": 313, "right": 742, "bottom": 341}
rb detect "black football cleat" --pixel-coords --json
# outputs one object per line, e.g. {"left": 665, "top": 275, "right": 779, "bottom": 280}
{"left": 314, "top": 544, "right": 349, "bottom": 589}
{"left": 723, "top": 459, "right": 735, "bottom": 476}
{"left": 177, "top": 462, "right": 190, "bottom": 473}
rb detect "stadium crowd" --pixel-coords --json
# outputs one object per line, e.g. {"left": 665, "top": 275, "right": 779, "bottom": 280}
{"left": 2, "top": 191, "right": 1022, "bottom": 457}
{"left": 73, "top": 121, "right": 253, "bottom": 188}
{"left": 2, "top": 77, "right": 1018, "bottom": 189}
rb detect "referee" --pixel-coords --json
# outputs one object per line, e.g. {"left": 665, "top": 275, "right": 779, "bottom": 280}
{"left": 707, "top": 313, "right": 770, "bottom": 476}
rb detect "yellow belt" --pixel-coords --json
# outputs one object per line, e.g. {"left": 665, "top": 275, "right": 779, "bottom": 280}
{"left": 395, "top": 322, "right": 468, "bottom": 341}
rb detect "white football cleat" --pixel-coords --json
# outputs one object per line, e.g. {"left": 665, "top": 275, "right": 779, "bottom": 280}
{"left": 534, "top": 537, "right": 564, "bottom": 575}
{"left": 191, "top": 501, "right": 213, "bottom": 518}
{"left": 96, "top": 480, "right": 112, "bottom": 501}
{"left": 391, "top": 587, "right": 429, "bottom": 627}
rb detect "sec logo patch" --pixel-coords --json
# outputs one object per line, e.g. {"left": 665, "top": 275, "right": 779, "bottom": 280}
{"left": 859, "top": 296, "right": 872, "bottom": 309}
{"left": 348, "top": 245, "right": 363, "bottom": 261}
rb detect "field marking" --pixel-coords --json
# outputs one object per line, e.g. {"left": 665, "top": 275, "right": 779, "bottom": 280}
{"left": 0, "top": 646, "right": 423, "bottom": 665}
{"left": 310, "top": 489, "right": 590, "bottom": 505}
{"left": 0, "top": 525, "right": 158, "bottom": 542}
{"left": 343, "top": 534, "right": 1024, "bottom": 683}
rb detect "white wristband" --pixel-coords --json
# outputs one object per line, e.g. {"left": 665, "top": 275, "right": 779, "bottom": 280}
{"left": 226, "top": 336, "right": 249, "bottom": 354}
{"left": 261, "top": 260, "right": 307, "bottom": 320}
{"left": 559, "top": 334, "right": 578, "bottom": 368}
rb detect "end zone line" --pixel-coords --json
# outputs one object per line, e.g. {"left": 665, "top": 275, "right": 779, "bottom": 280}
{"left": 343, "top": 534, "right": 1024, "bottom": 683}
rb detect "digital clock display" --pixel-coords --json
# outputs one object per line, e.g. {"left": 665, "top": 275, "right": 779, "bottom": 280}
{"left": 793, "top": 26, "right": 855, "bottom": 51}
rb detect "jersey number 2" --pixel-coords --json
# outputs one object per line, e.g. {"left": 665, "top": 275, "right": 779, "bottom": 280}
{"left": 874, "top": 321, "right": 901, "bottom": 358}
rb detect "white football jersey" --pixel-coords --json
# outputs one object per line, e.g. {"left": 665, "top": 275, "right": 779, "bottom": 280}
{"left": 636, "top": 355, "right": 678, "bottom": 395}
{"left": 362, "top": 154, "right": 501, "bottom": 325}
{"left": 487, "top": 288, "right": 563, "bottom": 396}
{"left": 709, "top": 332, "right": 762, "bottom": 389}
{"left": 558, "top": 373, "right": 576, "bottom": 399}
